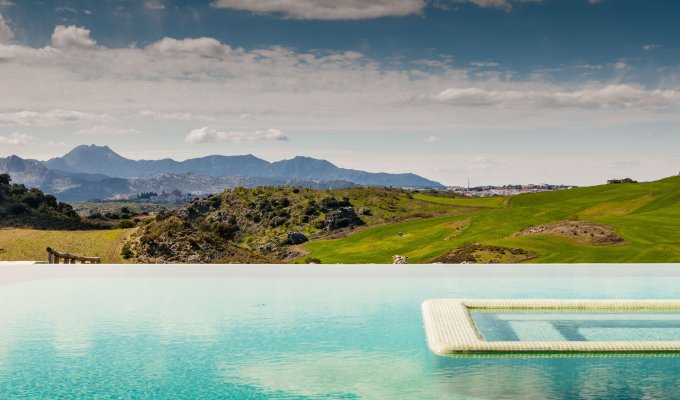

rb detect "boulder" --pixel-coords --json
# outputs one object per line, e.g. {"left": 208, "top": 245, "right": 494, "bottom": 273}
{"left": 325, "top": 207, "right": 364, "bottom": 230}
{"left": 286, "top": 231, "right": 308, "bottom": 245}
{"left": 392, "top": 255, "right": 408, "bottom": 264}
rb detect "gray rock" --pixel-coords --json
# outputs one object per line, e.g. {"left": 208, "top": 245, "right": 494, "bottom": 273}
{"left": 325, "top": 207, "right": 364, "bottom": 230}
{"left": 286, "top": 231, "right": 308, "bottom": 245}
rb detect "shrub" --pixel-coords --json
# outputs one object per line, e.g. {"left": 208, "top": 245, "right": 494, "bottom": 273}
{"left": 7, "top": 203, "right": 27, "bottom": 215}
{"left": 21, "top": 191, "right": 44, "bottom": 209}
{"left": 214, "top": 222, "right": 239, "bottom": 240}
{"left": 0, "top": 174, "right": 11, "bottom": 185}
{"left": 120, "top": 244, "right": 133, "bottom": 259}
{"left": 116, "top": 219, "right": 136, "bottom": 229}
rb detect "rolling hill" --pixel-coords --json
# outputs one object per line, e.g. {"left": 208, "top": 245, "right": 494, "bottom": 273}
{"left": 304, "top": 177, "right": 680, "bottom": 263}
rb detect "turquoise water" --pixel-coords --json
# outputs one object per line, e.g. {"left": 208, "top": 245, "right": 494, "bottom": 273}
{"left": 472, "top": 312, "right": 680, "bottom": 342}
{"left": 1, "top": 265, "right": 679, "bottom": 399}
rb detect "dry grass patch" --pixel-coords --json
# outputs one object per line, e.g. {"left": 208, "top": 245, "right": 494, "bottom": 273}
{"left": 0, "top": 228, "right": 136, "bottom": 263}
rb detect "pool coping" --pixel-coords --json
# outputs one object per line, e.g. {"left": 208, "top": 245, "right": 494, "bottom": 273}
{"left": 422, "top": 299, "right": 680, "bottom": 356}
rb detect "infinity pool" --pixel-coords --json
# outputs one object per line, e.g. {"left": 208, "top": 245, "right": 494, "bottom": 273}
{"left": 0, "top": 264, "right": 679, "bottom": 399}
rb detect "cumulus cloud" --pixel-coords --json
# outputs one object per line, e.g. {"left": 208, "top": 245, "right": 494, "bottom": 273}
{"left": 145, "top": 0, "right": 166, "bottom": 10}
{"left": 186, "top": 127, "right": 290, "bottom": 144}
{"left": 0, "top": 24, "right": 679, "bottom": 141}
{"left": 643, "top": 44, "right": 661, "bottom": 51}
{"left": 210, "top": 0, "right": 425, "bottom": 20}
{"left": 0, "top": 132, "right": 35, "bottom": 146}
{"left": 0, "top": 1, "right": 14, "bottom": 7}
{"left": 50, "top": 25, "right": 96, "bottom": 49}
{"left": 0, "top": 12, "right": 13, "bottom": 43}
{"left": 74, "top": 126, "right": 141, "bottom": 136}
{"left": 423, "top": 136, "right": 442, "bottom": 143}
{"left": 419, "top": 85, "right": 680, "bottom": 109}
{"left": 0, "top": 110, "right": 103, "bottom": 126}
{"left": 145, "top": 37, "right": 230, "bottom": 58}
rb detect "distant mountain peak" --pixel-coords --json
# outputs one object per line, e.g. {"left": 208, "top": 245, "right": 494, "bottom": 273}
{"left": 37, "top": 145, "right": 443, "bottom": 189}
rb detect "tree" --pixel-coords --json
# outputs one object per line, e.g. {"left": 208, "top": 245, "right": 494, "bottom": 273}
{"left": 0, "top": 174, "right": 10, "bottom": 185}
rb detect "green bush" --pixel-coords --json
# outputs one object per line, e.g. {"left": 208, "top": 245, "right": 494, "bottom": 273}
{"left": 120, "top": 244, "right": 133, "bottom": 259}
{"left": 116, "top": 219, "right": 136, "bottom": 229}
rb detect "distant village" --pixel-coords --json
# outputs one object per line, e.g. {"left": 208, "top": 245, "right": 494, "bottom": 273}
{"left": 112, "top": 189, "right": 200, "bottom": 204}
{"left": 445, "top": 183, "right": 577, "bottom": 197}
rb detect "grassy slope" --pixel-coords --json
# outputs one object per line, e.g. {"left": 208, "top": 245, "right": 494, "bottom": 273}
{"left": 0, "top": 228, "right": 135, "bottom": 263}
{"left": 304, "top": 177, "right": 680, "bottom": 263}
{"left": 413, "top": 193, "right": 508, "bottom": 208}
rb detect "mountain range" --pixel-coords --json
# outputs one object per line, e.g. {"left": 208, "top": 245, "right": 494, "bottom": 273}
{"left": 1, "top": 145, "right": 443, "bottom": 202}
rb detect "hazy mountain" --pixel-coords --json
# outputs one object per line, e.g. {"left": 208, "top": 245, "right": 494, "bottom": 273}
{"left": 1, "top": 155, "right": 359, "bottom": 202}
{"left": 0, "top": 155, "right": 109, "bottom": 194}
{"left": 42, "top": 145, "right": 444, "bottom": 188}
{"left": 2, "top": 145, "right": 442, "bottom": 202}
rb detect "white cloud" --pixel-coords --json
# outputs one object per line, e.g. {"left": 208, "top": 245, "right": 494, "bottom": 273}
{"left": 145, "top": 0, "right": 166, "bottom": 10}
{"left": 145, "top": 37, "right": 230, "bottom": 58}
{"left": 0, "top": 110, "right": 104, "bottom": 126}
{"left": 0, "top": 26, "right": 679, "bottom": 146}
{"left": 612, "top": 61, "right": 628, "bottom": 70}
{"left": 423, "top": 136, "right": 442, "bottom": 143}
{"left": 210, "top": 0, "right": 425, "bottom": 20}
{"left": 0, "top": 12, "right": 13, "bottom": 43}
{"left": 55, "top": 6, "right": 79, "bottom": 14}
{"left": 74, "top": 126, "right": 142, "bottom": 136}
{"left": 186, "top": 127, "right": 290, "bottom": 144}
{"left": 50, "top": 25, "right": 96, "bottom": 49}
{"left": 139, "top": 110, "right": 213, "bottom": 121}
{"left": 420, "top": 85, "right": 680, "bottom": 109}
{"left": 449, "top": 0, "right": 543, "bottom": 11}
{"left": 470, "top": 61, "right": 499, "bottom": 68}
{"left": 0, "top": 133, "right": 35, "bottom": 146}
{"left": 643, "top": 44, "right": 661, "bottom": 51}
{"left": 0, "top": 1, "right": 14, "bottom": 7}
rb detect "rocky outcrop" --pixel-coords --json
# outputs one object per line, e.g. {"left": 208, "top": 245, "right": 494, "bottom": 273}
{"left": 392, "top": 255, "right": 408, "bottom": 264}
{"left": 512, "top": 221, "right": 623, "bottom": 246}
{"left": 286, "top": 231, "right": 308, "bottom": 245}
{"left": 325, "top": 207, "right": 364, "bottom": 230}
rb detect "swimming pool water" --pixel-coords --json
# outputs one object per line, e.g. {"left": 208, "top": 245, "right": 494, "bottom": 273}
{"left": 0, "top": 264, "right": 679, "bottom": 399}
{"left": 472, "top": 312, "right": 680, "bottom": 342}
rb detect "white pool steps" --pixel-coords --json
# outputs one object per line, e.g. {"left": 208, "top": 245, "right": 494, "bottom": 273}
{"left": 422, "top": 299, "right": 680, "bottom": 356}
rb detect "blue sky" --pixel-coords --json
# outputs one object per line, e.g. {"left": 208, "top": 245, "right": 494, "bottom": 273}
{"left": 0, "top": 0, "right": 679, "bottom": 185}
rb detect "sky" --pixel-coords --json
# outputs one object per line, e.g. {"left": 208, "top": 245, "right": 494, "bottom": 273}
{"left": 0, "top": 0, "right": 679, "bottom": 186}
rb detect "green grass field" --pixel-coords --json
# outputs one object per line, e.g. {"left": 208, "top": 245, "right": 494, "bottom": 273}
{"left": 0, "top": 228, "right": 136, "bottom": 263}
{"left": 413, "top": 193, "right": 508, "bottom": 208}
{"left": 304, "top": 177, "right": 680, "bottom": 264}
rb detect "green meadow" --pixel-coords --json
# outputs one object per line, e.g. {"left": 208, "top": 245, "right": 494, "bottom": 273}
{"left": 304, "top": 177, "right": 680, "bottom": 264}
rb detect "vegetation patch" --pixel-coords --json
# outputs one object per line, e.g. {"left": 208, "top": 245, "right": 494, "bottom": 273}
{"left": 0, "top": 173, "right": 108, "bottom": 230}
{"left": 512, "top": 221, "right": 624, "bottom": 246}
{"left": 431, "top": 243, "right": 537, "bottom": 264}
